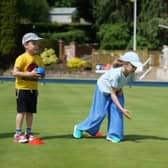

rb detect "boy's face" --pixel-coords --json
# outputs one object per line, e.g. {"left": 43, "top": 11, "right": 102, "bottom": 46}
{"left": 24, "top": 40, "right": 40, "bottom": 55}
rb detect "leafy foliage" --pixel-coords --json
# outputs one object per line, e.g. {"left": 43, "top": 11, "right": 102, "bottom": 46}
{"left": 92, "top": 0, "right": 168, "bottom": 50}
{"left": 98, "top": 23, "right": 130, "bottom": 50}
{"left": 75, "top": 0, "right": 94, "bottom": 23}
{"left": 40, "top": 48, "right": 57, "bottom": 65}
{"left": 67, "top": 57, "right": 86, "bottom": 68}
{"left": 0, "top": 0, "right": 20, "bottom": 68}
{"left": 47, "top": 29, "right": 89, "bottom": 44}
{"left": 54, "top": 0, "right": 75, "bottom": 7}
{"left": 92, "top": 0, "right": 132, "bottom": 27}
{"left": 135, "top": 0, "right": 163, "bottom": 49}
{"left": 18, "top": 0, "right": 49, "bottom": 23}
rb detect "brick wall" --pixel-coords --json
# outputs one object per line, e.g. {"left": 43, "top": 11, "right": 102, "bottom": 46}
{"left": 59, "top": 41, "right": 97, "bottom": 60}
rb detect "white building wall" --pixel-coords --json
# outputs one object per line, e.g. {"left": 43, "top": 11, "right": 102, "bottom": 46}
{"left": 50, "top": 15, "right": 72, "bottom": 23}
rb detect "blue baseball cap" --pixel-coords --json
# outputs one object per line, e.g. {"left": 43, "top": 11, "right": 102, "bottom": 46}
{"left": 22, "top": 33, "right": 43, "bottom": 45}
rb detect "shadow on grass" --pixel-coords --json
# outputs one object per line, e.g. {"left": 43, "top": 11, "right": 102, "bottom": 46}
{"left": 0, "top": 132, "right": 14, "bottom": 138}
{"left": 124, "top": 134, "right": 168, "bottom": 142}
{"left": 1, "top": 132, "right": 168, "bottom": 143}
{"left": 0, "top": 132, "right": 72, "bottom": 140}
{"left": 40, "top": 134, "right": 168, "bottom": 143}
{"left": 40, "top": 134, "right": 73, "bottom": 140}
{"left": 40, "top": 134, "right": 106, "bottom": 140}
{"left": 0, "top": 132, "right": 40, "bottom": 139}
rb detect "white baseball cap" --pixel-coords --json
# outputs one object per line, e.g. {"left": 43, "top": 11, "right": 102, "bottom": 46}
{"left": 22, "top": 33, "right": 43, "bottom": 45}
{"left": 119, "top": 51, "right": 143, "bottom": 68}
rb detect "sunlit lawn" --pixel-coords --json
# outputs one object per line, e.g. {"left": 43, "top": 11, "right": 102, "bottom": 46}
{"left": 0, "top": 82, "right": 168, "bottom": 168}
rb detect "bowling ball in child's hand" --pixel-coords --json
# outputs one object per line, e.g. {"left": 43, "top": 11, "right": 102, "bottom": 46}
{"left": 35, "top": 67, "right": 45, "bottom": 76}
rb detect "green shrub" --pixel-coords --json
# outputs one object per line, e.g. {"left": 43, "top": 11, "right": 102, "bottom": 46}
{"left": 45, "top": 29, "right": 89, "bottom": 44}
{"left": 83, "top": 61, "right": 92, "bottom": 70}
{"left": 97, "top": 23, "right": 129, "bottom": 50}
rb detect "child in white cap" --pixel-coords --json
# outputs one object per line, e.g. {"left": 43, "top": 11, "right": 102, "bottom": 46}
{"left": 73, "top": 51, "right": 142, "bottom": 143}
{"left": 12, "top": 33, "right": 44, "bottom": 143}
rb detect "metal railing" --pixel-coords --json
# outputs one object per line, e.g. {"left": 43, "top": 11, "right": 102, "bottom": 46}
{"left": 139, "top": 55, "right": 152, "bottom": 80}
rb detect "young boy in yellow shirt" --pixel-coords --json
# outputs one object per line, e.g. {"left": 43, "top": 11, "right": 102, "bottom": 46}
{"left": 12, "top": 33, "right": 45, "bottom": 143}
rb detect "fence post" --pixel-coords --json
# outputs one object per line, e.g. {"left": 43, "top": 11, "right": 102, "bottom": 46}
{"left": 58, "top": 39, "right": 65, "bottom": 58}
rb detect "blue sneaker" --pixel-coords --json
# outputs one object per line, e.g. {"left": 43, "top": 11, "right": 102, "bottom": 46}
{"left": 106, "top": 136, "right": 121, "bottom": 143}
{"left": 73, "top": 125, "right": 82, "bottom": 139}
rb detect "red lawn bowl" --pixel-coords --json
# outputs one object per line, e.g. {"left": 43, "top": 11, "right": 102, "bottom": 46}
{"left": 95, "top": 132, "right": 103, "bottom": 137}
{"left": 28, "top": 138, "right": 44, "bottom": 145}
{"left": 88, "top": 131, "right": 103, "bottom": 138}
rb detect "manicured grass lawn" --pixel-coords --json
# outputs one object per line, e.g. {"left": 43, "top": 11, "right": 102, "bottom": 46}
{"left": 0, "top": 82, "right": 168, "bottom": 168}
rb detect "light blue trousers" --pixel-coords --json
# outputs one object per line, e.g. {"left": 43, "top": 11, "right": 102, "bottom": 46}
{"left": 76, "top": 84, "right": 124, "bottom": 140}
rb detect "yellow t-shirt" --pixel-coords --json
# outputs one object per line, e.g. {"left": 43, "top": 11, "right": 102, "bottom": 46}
{"left": 14, "top": 52, "right": 44, "bottom": 90}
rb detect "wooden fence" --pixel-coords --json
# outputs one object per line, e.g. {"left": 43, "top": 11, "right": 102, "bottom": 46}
{"left": 91, "top": 50, "right": 160, "bottom": 71}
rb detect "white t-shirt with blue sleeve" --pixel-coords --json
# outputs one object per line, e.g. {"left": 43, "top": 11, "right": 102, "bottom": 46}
{"left": 97, "top": 67, "right": 135, "bottom": 94}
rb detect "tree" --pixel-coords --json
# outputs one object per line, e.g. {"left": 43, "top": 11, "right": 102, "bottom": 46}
{"left": 47, "top": 0, "right": 75, "bottom": 7}
{"left": 46, "top": 0, "right": 55, "bottom": 6}
{"left": 98, "top": 23, "right": 130, "bottom": 49}
{"left": 54, "top": 0, "right": 75, "bottom": 7}
{"left": 75, "top": 0, "right": 94, "bottom": 23}
{"left": 136, "top": 0, "right": 164, "bottom": 49}
{"left": 92, "top": 0, "right": 133, "bottom": 27}
{"left": 0, "top": 0, "right": 20, "bottom": 68}
{"left": 19, "top": 0, "right": 49, "bottom": 23}
{"left": 92, "top": 0, "right": 167, "bottom": 49}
